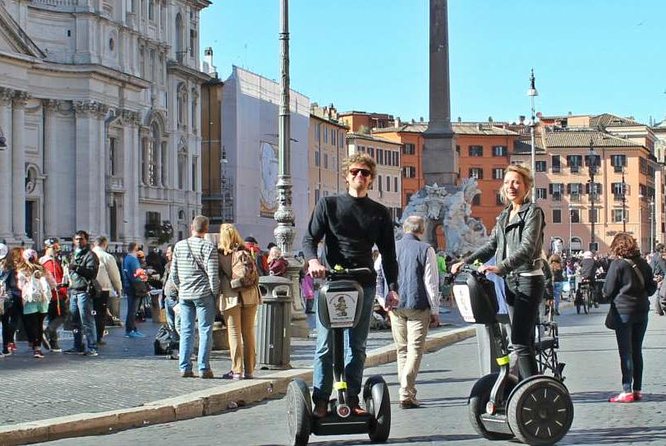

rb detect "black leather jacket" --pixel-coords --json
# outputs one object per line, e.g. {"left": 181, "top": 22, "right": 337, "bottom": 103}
{"left": 68, "top": 247, "right": 99, "bottom": 291}
{"left": 464, "top": 201, "right": 545, "bottom": 276}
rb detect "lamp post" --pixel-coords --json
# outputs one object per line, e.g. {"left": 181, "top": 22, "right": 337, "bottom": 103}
{"left": 621, "top": 167, "right": 627, "bottom": 233}
{"left": 586, "top": 138, "right": 599, "bottom": 252}
{"left": 274, "top": 0, "right": 296, "bottom": 255}
{"left": 527, "top": 69, "right": 538, "bottom": 202}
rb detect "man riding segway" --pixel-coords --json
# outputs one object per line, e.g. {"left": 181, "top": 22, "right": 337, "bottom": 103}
{"left": 302, "top": 152, "right": 400, "bottom": 419}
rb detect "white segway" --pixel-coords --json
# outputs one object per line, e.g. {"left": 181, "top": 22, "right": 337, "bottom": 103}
{"left": 286, "top": 267, "right": 391, "bottom": 446}
{"left": 453, "top": 266, "right": 574, "bottom": 446}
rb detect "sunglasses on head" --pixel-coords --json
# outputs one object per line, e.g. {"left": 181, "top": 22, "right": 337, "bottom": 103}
{"left": 349, "top": 168, "right": 371, "bottom": 177}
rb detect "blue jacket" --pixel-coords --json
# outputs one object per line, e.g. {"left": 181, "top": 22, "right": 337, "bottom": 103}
{"left": 122, "top": 254, "right": 141, "bottom": 292}
{"left": 396, "top": 233, "right": 432, "bottom": 311}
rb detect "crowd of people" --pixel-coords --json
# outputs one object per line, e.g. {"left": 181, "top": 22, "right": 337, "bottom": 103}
{"left": 0, "top": 224, "right": 289, "bottom": 368}
{"left": 1, "top": 155, "right": 662, "bottom": 411}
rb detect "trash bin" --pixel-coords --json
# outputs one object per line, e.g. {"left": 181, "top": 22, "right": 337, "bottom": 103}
{"left": 256, "top": 276, "right": 292, "bottom": 369}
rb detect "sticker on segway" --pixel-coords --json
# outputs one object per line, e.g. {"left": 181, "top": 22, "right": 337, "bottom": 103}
{"left": 452, "top": 284, "right": 476, "bottom": 323}
{"left": 326, "top": 291, "right": 359, "bottom": 328}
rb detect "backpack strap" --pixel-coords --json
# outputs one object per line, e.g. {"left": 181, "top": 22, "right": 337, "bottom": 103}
{"left": 622, "top": 258, "right": 645, "bottom": 288}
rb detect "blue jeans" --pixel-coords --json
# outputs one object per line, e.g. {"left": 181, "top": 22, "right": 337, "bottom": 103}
{"left": 313, "top": 284, "right": 375, "bottom": 403}
{"left": 178, "top": 296, "right": 215, "bottom": 373}
{"left": 125, "top": 291, "right": 141, "bottom": 334}
{"left": 614, "top": 313, "right": 648, "bottom": 393}
{"left": 69, "top": 291, "right": 97, "bottom": 351}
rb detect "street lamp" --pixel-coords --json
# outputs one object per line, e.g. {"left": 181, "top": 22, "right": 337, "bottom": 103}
{"left": 586, "top": 138, "right": 600, "bottom": 252}
{"left": 527, "top": 69, "right": 538, "bottom": 202}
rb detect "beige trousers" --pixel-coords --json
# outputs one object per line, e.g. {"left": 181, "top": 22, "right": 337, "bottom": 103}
{"left": 223, "top": 304, "right": 258, "bottom": 375}
{"left": 389, "top": 308, "right": 431, "bottom": 402}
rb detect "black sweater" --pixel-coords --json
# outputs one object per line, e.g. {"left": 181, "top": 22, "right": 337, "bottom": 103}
{"left": 302, "top": 193, "right": 399, "bottom": 290}
{"left": 602, "top": 256, "right": 656, "bottom": 316}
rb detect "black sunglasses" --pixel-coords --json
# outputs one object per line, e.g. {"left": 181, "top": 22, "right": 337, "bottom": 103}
{"left": 349, "top": 168, "right": 371, "bottom": 177}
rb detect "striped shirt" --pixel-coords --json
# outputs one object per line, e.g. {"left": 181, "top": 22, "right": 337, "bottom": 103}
{"left": 171, "top": 236, "right": 219, "bottom": 300}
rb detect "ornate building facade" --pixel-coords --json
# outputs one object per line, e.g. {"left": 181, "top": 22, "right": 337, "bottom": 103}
{"left": 0, "top": 0, "right": 210, "bottom": 249}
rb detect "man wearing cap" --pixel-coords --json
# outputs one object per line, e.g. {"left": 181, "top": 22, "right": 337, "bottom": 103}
{"left": 40, "top": 238, "right": 68, "bottom": 352}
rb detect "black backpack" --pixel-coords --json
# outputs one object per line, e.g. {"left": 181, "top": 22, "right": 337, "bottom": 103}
{"left": 154, "top": 324, "right": 178, "bottom": 357}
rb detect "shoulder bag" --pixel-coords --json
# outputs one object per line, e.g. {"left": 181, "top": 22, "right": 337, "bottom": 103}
{"left": 605, "top": 258, "right": 645, "bottom": 330}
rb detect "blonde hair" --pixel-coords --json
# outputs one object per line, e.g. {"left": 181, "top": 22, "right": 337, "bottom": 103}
{"left": 500, "top": 164, "right": 534, "bottom": 204}
{"left": 218, "top": 223, "right": 244, "bottom": 255}
{"left": 342, "top": 152, "right": 377, "bottom": 179}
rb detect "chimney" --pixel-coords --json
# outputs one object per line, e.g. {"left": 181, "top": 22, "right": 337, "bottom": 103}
{"left": 203, "top": 47, "right": 217, "bottom": 78}
{"left": 519, "top": 115, "right": 525, "bottom": 124}
{"left": 395, "top": 116, "right": 401, "bottom": 127}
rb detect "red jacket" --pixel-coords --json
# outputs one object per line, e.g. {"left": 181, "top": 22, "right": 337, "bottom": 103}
{"left": 40, "top": 256, "right": 67, "bottom": 301}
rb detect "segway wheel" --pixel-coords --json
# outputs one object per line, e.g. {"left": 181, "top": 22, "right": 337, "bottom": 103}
{"left": 507, "top": 376, "right": 574, "bottom": 446}
{"left": 363, "top": 375, "right": 391, "bottom": 443}
{"left": 468, "top": 373, "right": 518, "bottom": 441}
{"left": 286, "top": 379, "right": 312, "bottom": 446}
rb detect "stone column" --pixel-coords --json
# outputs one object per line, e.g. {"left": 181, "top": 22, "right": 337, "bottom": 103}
{"left": 74, "top": 101, "right": 96, "bottom": 231}
{"left": 0, "top": 88, "right": 13, "bottom": 242}
{"left": 123, "top": 110, "right": 141, "bottom": 241}
{"left": 96, "top": 106, "right": 108, "bottom": 236}
{"left": 12, "top": 92, "right": 29, "bottom": 242}
{"left": 43, "top": 99, "right": 59, "bottom": 239}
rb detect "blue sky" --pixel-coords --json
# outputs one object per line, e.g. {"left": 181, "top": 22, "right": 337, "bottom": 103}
{"left": 201, "top": 0, "right": 666, "bottom": 125}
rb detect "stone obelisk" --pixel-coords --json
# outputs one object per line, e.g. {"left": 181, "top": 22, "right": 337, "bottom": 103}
{"left": 422, "top": 0, "right": 456, "bottom": 186}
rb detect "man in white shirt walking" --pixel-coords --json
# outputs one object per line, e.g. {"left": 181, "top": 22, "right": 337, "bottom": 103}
{"left": 391, "top": 216, "right": 440, "bottom": 409}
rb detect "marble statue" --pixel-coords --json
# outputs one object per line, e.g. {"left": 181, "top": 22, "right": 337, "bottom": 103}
{"left": 399, "top": 178, "right": 489, "bottom": 258}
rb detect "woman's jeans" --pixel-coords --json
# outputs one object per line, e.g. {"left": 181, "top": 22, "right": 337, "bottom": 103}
{"left": 505, "top": 274, "right": 544, "bottom": 380}
{"left": 614, "top": 314, "right": 648, "bottom": 393}
{"left": 2, "top": 296, "right": 22, "bottom": 351}
{"left": 312, "top": 284, "right": 376, "bottom": 404}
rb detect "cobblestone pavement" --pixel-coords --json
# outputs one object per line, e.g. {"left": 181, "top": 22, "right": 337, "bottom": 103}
{"left": 0, "top": 301, "right": 466, "bottom": 428}
{"left": 38, "top": 303, "right": 666, "bottom": 446}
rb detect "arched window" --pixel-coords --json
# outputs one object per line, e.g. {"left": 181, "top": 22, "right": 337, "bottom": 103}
{"left": 161, "top": 141, "right": 168, "bottom": 186}
{"left": 175, "top": 13, "right": 184, "bottom": 61}
{"left": 141, "top": 137, "right": 149, "bottom": 185}
{"left": 177, "top": 83, "right": 188, "bottom": 127}
{"left": 178, "top": 147, "right": 187, "bottom": 190}
{"left": 148, "top": 122, "right": 160, "bottom": 185}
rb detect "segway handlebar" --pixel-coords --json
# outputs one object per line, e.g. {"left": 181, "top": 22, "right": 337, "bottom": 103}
{"left": 325, "top": 267, "right": 373, "bottom": 281}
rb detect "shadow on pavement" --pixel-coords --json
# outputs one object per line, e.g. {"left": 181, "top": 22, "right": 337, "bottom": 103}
{"left": 564, "top": 425, "right": 666, "bottom": 444}
{"left": 303, "top": 433, "right": 481, "bottom": 445}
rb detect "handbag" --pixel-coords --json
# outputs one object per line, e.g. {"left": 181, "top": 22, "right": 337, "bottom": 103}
{"left": 604, "top": 303, "right": 618, "bottom": 330}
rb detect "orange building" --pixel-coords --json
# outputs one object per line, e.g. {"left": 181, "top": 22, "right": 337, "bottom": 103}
{"left": 512, "top": 127, "right": 656, "bottom": 254}
{"left": 372, "top": 120, "right": 427, "bottom": 208}
{"left": 338, "top": 111, "right": 395, "bottom": 134}
{"left": 454, "top": 123, "right": 519, "bottom": 230}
